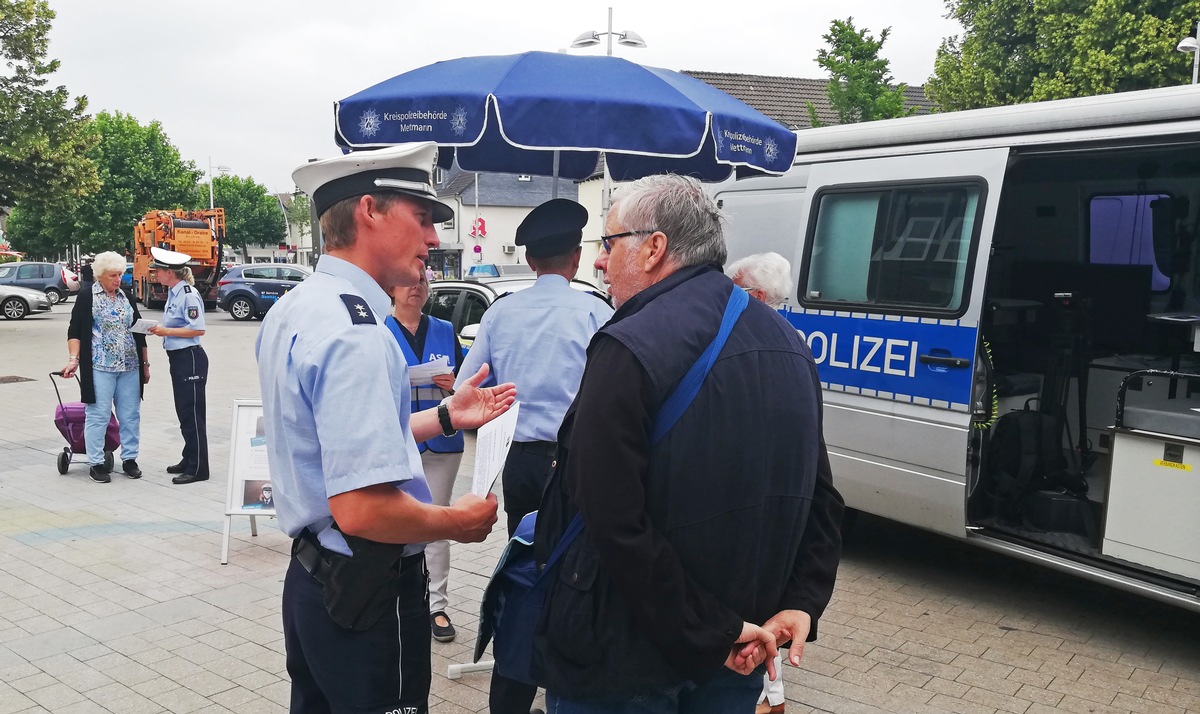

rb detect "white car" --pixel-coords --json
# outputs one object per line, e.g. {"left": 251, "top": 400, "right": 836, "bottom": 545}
{"left": 0, "top": 283, "right": 53, "bottom": 319}
{"left": 60, "top": 265, "right": 81, "bottom": 294}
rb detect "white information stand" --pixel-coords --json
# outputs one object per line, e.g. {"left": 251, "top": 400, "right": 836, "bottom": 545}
{"left": 220, "top": 398, "right": 276, "bottom": 564}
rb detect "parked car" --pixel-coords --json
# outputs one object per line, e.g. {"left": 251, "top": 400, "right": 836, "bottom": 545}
{"left": 0, "top": 283, "right": 53, "bottom": 319}
{"left": 426, "top": 276, "right": 609, "bottom": 349}
{"left": 216, "top": 263, "right": 312, "bottom": 320}
{"left": 463, "top": 263, "right": 535, "bottom": 278}
{"left": 0, "top": 261, "right": 73, "bottom": 304}
{"left": 61, "top": 265, "right": 81, "bottom": 294}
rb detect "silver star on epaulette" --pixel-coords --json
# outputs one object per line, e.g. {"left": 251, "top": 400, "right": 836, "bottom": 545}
{"left": 355, "top": 304, "right": 368, "bottom": 317}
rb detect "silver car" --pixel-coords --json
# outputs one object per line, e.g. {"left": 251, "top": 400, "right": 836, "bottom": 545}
{"left": 0, "top": 283, "right": 53, "bottom": 319}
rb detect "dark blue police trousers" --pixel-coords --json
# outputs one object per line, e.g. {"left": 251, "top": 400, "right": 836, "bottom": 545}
{"left": 282, "top": 553, "right": 431, "bottom": 713}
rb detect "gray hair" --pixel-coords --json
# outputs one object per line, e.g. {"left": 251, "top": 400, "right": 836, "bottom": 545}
{"left": 726, "top": 252, "right": 792, "bottom": 308}
{"left": 609, "top": 174, "right": 727, "bottom": 268}
{"left": 91, "top": 251, "right": 126, "bottom": 278}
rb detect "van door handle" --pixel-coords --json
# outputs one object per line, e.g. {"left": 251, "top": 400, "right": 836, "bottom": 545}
{"left": 918, "top": 354, "right": 971, "bottom": 368}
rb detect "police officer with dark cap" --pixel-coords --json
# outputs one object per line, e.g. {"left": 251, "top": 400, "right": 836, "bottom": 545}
{"left": 455, "top": 198, "right": 613, "bottom": 714}
{"left": 147, "top": 247, "right": 210, "bottom": 484}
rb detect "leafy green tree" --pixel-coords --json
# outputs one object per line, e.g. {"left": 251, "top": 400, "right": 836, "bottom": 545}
{"left": 0, "top": 0, "right": 99, "bottom": 208}
{"left": 198, "top": 174, "right": 286, "bottom": 258}
{"left": 6, "top": 111, "right": 200, "bottom": 255}
{"left": 284, "top": 191, "right": 312, "bottom": 239}
{"left": 928, "top": 0, "right": 1200, "bottom": 111}
{"left": 807, "top": 18, "right": 914, "bottom": 126}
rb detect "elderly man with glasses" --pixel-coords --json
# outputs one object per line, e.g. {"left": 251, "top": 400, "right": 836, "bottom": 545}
{"left": 532, "top": 174, "right": 844, "bottom": 714}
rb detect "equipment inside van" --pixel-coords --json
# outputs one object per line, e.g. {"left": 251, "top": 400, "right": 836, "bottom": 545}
{"left": 714, "top": 85, "right": 1200, "bottom": 612}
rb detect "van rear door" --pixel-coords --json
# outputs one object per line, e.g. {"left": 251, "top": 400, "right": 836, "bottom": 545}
{"left": 792, "top": 148, "right": 1009, "bottom": 535}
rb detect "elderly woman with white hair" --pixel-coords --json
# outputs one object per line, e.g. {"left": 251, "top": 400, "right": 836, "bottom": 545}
{"left": 726, "top": 251, "right": 793, "bottom": 310}
{"left": 61, "top": 251, "right": 150, "bottom": 483}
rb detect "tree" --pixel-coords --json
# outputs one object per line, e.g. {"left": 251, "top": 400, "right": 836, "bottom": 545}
{"left": 807, "top": 18, "right": 914, "bottom": 126}
{"left": 198, "top": 174, "right": 286, "bottom": 258}
{"left": 928, "top": 0, "right": 1200, "bottom": 111}
{"left": 284, "top": 191, "right": 312, "bottom": 238}
{"left": 6, "top": 111, "right": 200, "bottom": 255}
{"left": 0, "top": 0, "right": 99, "bottom": 208}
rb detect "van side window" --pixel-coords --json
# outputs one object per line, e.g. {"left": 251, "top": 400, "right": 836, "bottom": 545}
{"left": 1089, "top": 194, "right": 1171, "bottom": 291}
{"left": 806, "top": 184, "right": 980, "bottom": 312}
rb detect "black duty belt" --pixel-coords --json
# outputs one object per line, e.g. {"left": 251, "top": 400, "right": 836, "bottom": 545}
{"left": 512, "top": 440, "right": 557, "bottom": 456}
{"left": 292, "top": 531, "right": 424, "bottom": 582}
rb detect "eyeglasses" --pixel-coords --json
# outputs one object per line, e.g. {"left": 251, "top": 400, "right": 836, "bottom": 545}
{"left": 600, "top": 230, "right": 657, "bottom": 253}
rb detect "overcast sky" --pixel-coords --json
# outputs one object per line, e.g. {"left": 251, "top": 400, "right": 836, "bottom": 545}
{"left": 45, "top": 0, "right": 961, "bottom": 194}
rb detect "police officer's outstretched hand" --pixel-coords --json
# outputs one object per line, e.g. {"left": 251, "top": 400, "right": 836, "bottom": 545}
{"left": 446, "top": 493, "right": 499, "bottom": 543}
{"left": 447, "top": 363, "right": 517, "bottom": 430}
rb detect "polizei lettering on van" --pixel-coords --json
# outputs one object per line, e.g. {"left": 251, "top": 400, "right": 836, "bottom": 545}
{"left": 782, "top": 310, "right": 977, "bottom": 409}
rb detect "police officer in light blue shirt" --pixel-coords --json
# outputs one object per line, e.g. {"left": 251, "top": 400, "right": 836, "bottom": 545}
{"left": 147, "top": 247, "right": 210, "bottom": 484}
{"left": 454, "top": 197, "right": 614, "bottom": 714}
{"left": 256, "top": 142, "right": 512, "bottom": 714}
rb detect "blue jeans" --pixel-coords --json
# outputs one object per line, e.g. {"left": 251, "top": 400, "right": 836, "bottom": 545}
{"left": 86, "top": 368, "right": 140, "bottom": 465}
{"left": 546, "top": 666, "right": 763, "bottom": 714}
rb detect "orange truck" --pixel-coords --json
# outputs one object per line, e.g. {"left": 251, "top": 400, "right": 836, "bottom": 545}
{"left": 131, "top": 208, "right": 225, "bottom": 309}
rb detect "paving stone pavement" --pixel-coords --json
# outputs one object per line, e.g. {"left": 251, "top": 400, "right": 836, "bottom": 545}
{"left": 2, "top": 306, "right": 1199, "bottom": 713}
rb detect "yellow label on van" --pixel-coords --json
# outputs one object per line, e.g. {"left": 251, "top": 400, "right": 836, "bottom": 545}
{"left": 1153, "top": 459, "right": 1192, "bottom": 471}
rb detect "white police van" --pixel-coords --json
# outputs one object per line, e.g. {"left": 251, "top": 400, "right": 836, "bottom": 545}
{"left": 715, "top": 85, "right": 1200, "bottom": 611}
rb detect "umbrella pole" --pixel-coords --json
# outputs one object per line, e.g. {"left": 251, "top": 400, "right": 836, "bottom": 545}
{"left": 602, "top": 153, "right": 611, "bottom": 225}
{"left": 552, "top": 151, "right": 560, "bottom": 199}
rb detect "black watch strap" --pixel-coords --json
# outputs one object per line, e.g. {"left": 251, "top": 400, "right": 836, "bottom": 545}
{"left": 437, "top": 403, "right": 457, "bottom": 437}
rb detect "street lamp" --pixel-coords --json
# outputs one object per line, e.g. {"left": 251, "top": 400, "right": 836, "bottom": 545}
{"left": 570, "top": 7, "right": 647, "bottom": 56}
{"left": 208, "top": 157, "right": 231, "bottom": 210}
{"left": 1177, "top": 21, "right": 1200, "bottom": 85}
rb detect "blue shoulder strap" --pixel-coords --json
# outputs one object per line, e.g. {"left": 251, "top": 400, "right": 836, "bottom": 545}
{"left": 649, "top": 286, "right": 749, "bottom": 446}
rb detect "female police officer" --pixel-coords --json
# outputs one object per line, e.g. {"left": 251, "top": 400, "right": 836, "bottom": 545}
{"left": 147, "top": 247, "right": 210, "bottom": 484}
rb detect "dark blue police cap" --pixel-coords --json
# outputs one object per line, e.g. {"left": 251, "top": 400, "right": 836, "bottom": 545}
{"left": 515, "top": 199, "right": 588, "bottom": 258}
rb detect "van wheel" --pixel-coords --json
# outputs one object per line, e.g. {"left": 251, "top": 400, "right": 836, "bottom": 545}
{"left": 44, "top": 288, "right": 64, "bottom": 304}
{"left": 1, "top": 296, "right": 28, "bottom": 319}
{"left": 229, "top": 296, "right": 255, "bottom": 321}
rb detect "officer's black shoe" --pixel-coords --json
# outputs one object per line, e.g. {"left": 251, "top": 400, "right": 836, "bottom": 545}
{"left": 171, "top": 473, "right": 209, "bottom": 485}
{"left": 89, "top": 465, "right": 111, "bottom": 484}
{"left": 166, "top": 461, "right": 187, "bottom": 474}
{"left": 430, "top": 610, "right": 456, "bottom": 642}
{"left": 122, "top": 459, "right": 142, "bottom": 479}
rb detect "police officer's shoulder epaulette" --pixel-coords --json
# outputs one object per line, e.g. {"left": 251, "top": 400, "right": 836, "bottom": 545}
{"left": 182, "top": 285, "right": 193, "bottom": 293}
{"left": 339, "top": 294, "right": 377, "bottom": 325}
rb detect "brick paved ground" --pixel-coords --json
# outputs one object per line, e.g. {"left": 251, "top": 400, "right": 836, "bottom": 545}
{"left": 2, "top": 307, "right": 1198, "bottom": 713}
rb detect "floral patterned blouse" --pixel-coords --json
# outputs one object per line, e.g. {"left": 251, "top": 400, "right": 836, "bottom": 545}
{"left": 90, "top": 283, "right": 138, "bottom": 372}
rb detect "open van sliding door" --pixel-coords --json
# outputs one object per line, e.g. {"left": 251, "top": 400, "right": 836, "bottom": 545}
{"left": 790, "top": 148, "right": 1009, "bottom": 536}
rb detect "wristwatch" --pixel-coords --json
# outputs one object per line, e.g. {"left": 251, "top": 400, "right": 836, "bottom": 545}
{"left": 437, "top": 402, "right": 458, "bottom": 437}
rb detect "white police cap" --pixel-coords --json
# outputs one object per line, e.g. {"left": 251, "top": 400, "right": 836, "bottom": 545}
{"left": 292, "top": 142, "right": 454, "bottom": 223}
{"left": 150, "top": 246, "right": 192, "bottom": 269}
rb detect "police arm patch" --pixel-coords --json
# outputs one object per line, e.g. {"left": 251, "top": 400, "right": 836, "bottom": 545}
{"left": 339, "top": 294, "right": 377, "bottom": 324}
{"left": 187, "top": 305, "right": 200, "bottom": 320}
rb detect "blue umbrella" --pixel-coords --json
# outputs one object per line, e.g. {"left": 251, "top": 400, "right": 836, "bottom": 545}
{"left": 334, "top": 51, "right": 797, "bottom": 182}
